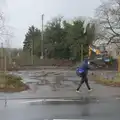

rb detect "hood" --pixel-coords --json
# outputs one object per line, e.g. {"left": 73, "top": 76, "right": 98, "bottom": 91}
{"left": 84, "top": 58, "right": 88, "bottom": 63}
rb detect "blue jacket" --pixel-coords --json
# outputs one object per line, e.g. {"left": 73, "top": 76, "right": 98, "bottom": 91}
{"left": 77, "top": 59, "right": 90, "bottom": 75}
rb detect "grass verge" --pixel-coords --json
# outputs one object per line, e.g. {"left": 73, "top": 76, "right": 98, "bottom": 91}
{"left": 0, "top": 72, "right": 29, "bottom": 92}
{"left": 91, "top": 73, "right": 120, "bottom": 87}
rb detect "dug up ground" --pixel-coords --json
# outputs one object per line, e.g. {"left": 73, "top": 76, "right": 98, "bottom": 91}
{"left": 0, "top": 72, "right": 29, "bottom": 92}
{"left": 91, "top": 72, "right": 120, "bottom": 87}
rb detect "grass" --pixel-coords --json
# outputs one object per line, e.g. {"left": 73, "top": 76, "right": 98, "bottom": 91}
{"left": 92, "top": 73, "right": 120, "bottom": 87}
{"left": 0, "top": 72, "right": 29, "bottom": 92}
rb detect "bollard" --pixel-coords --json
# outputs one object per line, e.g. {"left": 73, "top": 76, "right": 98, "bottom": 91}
{"left": 4, "top": 97, "right": 7, "bottom": 107}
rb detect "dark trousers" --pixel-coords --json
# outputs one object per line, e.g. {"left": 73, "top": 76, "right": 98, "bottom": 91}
{"left": 77, "top": 72, "right": 91, "bottom": 90}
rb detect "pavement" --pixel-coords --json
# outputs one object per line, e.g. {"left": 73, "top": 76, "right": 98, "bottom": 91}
{"left": 6, "top": 70, "right": 120, "bottom": 99}
{"left": 0, "top": 69, "right": 120, "bottom": 120}
{"left": 0, "top": 98, "right": 120, "bottom": 120}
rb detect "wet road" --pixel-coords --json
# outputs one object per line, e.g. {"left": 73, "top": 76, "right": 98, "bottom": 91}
{"left": 1, "top": 70, "right": 120, "bottom": 120}
{"left": 0, "top": 97, "right": 120, "bottom": 120}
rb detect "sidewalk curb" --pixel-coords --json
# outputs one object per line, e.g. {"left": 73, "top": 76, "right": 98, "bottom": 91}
{"left": 0, "top": 96, "right": 98, "bottom": 101}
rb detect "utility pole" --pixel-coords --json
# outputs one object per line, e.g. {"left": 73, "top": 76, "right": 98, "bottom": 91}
{"left": 7, "top": 39, "right": 12, "bottom": 65}
{"left": 3, "top": 41, "right": 7, "bottom": 73}
{"left": 2, "top": 42, "right": 7, "bottom": 107}
{"left": 40, "top": 14, "right": 44, "bottom": 59}
{"left": 81, "top": 44, "right": 83, "bottom": 62}
{"left": 1, "top": 43, "right": 3, "bottom": 71}
{"left": 4, "top": 52, "right": 7, "bottom": 73}
{"left": 31, "top": 39, "right": 34, "bottom": 65}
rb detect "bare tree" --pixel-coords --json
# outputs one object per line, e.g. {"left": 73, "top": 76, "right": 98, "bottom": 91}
{"left": 95, "top": 0, "right": 120, "bottom": 44}
{"left": 0, "top": 12, "right": 13, "bottom": 40}
{"left": 0, "top": 12, "right": 5, "bottom": 37}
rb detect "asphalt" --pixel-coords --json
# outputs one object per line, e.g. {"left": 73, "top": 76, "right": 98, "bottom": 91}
{"left": 0, "top": 69, "right": 120, "bottom": 120}
{"left": 6, "top": 70, "right": 120, "bottom": 99}
{"left": 0, "top": 98, "right": 120, "bottom": 120}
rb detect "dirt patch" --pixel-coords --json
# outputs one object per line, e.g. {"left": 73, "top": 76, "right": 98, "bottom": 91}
{"left": 0, "top": 85, "right": 29, "bottom": 92}
{"left": 90, "top": 73, "right": 120, "bottom": 87}
{"left": 0, "top": 73, "right": 29, "bottom": 92}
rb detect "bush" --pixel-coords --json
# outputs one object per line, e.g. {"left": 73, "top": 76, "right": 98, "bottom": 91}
{"left": 0, "top": 73, "right": 29, "bottom": 92}
{"left": 92, "top": 74, "right": 120, "bottom": 87}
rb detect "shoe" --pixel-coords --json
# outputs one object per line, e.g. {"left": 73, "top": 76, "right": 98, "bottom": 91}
{"left": 76, "top": 90, "right": 80, "bottom": 93}
{"left": 88, "top": 89, "right": 93, "bottom": 92}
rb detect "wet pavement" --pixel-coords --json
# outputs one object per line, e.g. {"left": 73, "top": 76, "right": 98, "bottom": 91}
{"left": 0, "top": 97, "right": 120, "bottom": 120}
{"left": 0, "top": 69, "right": 120, "bottom": 120}
{"left": 6, "top": 70, "right": 120, "bottom": 99}
{"left": 91, "top": 71, "right": 118, "bottom": 80}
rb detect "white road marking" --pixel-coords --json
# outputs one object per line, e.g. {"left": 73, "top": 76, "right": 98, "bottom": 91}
{"left": 116, "top": 97, "right": 120, "bottom": 100}
{"left": 96, "top": 99, "right": 99, "bottom": 102}
{"left": 20, "top": 99, "right": 43, "bottom": 104}
{"left": 20, "top": 99, "right": 80, "bottom": 104}
{"left": 53, "top": 119, "right": 85, "bottom": 120}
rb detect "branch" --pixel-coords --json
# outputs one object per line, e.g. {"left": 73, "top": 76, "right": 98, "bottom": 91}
{"left": 106, "top": 35, "right": 117, "bottom": 45}
{"left": 115, "top": 0, "right": 120, "bottom": 6}
{"left": 105, "top": 11, "right": 120, "bottom": 36}
{"left": 114, "top": 42, "right": 120, "bottom": 48}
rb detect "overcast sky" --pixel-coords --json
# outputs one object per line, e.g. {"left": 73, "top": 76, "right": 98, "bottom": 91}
{"left": 0, "top": 0, "right": 101, "bottom": 48}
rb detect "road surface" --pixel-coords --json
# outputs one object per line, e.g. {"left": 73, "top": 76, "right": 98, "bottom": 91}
{"left": 0, "top": 97, "right": 120, "bottom": 120}
{"left": 0, "top": 69, "right": 120, "bottom": 120}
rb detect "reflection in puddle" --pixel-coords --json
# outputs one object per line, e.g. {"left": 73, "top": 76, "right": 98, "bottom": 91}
{"left": 81, "top": 96, "right": 91, "bottom": 116}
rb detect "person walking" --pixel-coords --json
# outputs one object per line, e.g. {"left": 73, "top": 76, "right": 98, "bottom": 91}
{"left": 76, "top": 58, "right": 92, "bottom": 92}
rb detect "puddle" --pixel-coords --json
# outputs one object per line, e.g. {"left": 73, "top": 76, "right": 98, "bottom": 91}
{"left": 8, "top": 71, "right": 82, "bottom": 93}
